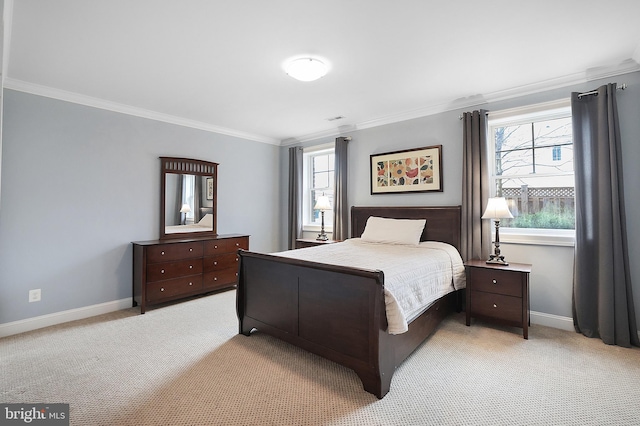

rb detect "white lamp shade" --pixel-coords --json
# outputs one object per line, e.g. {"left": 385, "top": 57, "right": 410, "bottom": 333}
{"left": 481, "top": 197, "right": 513, "bottom": 219}
{"left": 179, "top": 203, "right": 192, "bottom": 214}
{"left": 286, "top": 58, "right": 328, "bottom": 82}
{"left": 313, "top": 195, "right": 332, "bottom": 211}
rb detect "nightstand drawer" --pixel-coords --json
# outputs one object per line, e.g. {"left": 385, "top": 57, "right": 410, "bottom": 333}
{"left": 470, "top": 291, "right": 522, "bottom": 324}
{"left": 468, "top": 267, "right": 522, "bottom": 297}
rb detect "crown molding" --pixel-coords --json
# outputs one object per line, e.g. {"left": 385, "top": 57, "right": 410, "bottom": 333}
{"left": 290, "top": 59, "right": 640, "bottom": 144}
{"left": 2, "top": 78, "right": 280, "bottom": 145}
{"left": 5, "top": 58, "right": 639, "bottom": 147}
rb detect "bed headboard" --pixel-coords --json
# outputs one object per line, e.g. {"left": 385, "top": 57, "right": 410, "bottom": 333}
{"left": 350, "top": 206, "right": 462, "bottom": 252}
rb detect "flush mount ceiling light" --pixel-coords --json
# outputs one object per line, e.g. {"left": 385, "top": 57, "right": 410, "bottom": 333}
{"left": 285, "top": 58, "right": 328, "bottom": 82}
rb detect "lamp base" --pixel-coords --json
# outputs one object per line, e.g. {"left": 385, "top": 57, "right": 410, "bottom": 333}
{"left": 486, "top": 254, "right": 509, "bottom": 266}
{"left": 316, "top": 233, "right": 329, "bottom": 241}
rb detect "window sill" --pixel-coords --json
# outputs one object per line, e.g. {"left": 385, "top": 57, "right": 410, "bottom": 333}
{"left": 499, "top": 229, "right": 575, "bottom": 247}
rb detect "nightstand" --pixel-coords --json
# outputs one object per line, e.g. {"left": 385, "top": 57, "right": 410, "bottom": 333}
{"left": 465, "top": 259, "right": 532, "bottom": 339}
{"left": 295, "top": 238, "right": 340, "bottom": 249}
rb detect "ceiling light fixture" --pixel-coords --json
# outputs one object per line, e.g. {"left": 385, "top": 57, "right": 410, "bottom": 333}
{"left": 285, "top": 58, "right": 328, "bottom": 82}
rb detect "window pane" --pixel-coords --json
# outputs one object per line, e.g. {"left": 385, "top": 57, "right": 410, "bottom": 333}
{"left": 534, "top": 117, "right": 572, "bottom": 148}
{"left": 496, "top": 148, "right": 534, "bottom": 176}
{"left": 534, "top": 145, "right": 574, "bottom": 174}
{"left": 314, "top": 155, "right": 329, "bottom": 172}
{"left": 497, "top": 178, "right": 575, "bottom": 229}
{"left": 494, "top": 124, "right": 531, "bottom": 152}
{"left": 314, "top": 171, "right": 329, "bottom": 189}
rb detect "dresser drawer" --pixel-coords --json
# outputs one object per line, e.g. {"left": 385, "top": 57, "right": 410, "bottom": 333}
{"left": 147, "top": 242, "right": 204, "bottom": 263}
{"left": 147, "top": 276, "right": 203, "bottom": 302}
{"left": 203, "top": 253, "right": 239, "bottom": 272}
{"left": 470, "top": 290, "right": 522, "bottom": 324}
{"left": 147, "top": 258, "right": 203, "bottom": 282}
{"left": 468, "top": 267, "right": 522, "bottom": 297}
{"left": 203, "top": 268, "right": 239, "bottom": 290}
{"left": 204, "top": 237, "right": 249, "bottom": 256}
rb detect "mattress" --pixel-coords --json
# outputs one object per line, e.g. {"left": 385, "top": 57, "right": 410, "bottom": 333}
{"left": 272, "top": 238, "right": 466, "bottom": 334}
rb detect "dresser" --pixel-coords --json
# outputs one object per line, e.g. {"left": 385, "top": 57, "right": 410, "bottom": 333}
{"left": 465, "top": 259, "right": 532, "bottom": 339}
{"left": 133, "top": 234, "right": 249, "bottom": 313}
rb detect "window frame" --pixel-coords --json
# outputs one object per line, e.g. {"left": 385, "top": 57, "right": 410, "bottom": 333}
{"left": 487, "top": 98, "right": 575, "bottom": 247}
{"left": 302, "top": 144, "right": 335, "bottom": 232}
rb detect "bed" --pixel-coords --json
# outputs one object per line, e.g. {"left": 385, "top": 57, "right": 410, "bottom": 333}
{"left": 236, "top": 206, "right": 464, "bottom": 398}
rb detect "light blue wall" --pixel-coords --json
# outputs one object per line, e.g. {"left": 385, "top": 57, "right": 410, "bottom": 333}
{"left": 282, "top": 71, "right": 640, "bottom": 326}
{"left": 0, "top": 89, "right": 281, "bottom": 324}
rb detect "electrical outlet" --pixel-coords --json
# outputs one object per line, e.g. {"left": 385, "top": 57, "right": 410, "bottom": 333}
{"left": 29, "top": 289, "right": 41, "bottom": 303}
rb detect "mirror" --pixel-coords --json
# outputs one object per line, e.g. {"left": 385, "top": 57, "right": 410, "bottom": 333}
{"left": 160, "top": 157, "right": 218, "bottom": 240}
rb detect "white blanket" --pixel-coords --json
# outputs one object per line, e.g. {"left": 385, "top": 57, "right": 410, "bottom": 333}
{"left": 272, "top": 238, "right": 466, "bottom": 334}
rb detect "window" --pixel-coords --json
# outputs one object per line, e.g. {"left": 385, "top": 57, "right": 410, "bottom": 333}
{"left": 488, "top": 99, "right": 575, "bottom": 243}
{"left": 303, "top": 146, "right": 334, "bottom": 228}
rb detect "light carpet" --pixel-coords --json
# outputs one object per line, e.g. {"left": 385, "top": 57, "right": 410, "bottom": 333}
{"left": 2, "top": 290, "right": 640, "bottom": 426}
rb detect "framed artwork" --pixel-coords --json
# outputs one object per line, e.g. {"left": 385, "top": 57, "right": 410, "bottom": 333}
{"left": 370, "top": 145, "right": 443, "bottom": 194}
{"left": 206, "top": 178, "right": 214, "bottom": 200}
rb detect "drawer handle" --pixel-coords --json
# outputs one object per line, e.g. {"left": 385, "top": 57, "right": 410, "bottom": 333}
{"left": 236, "top": 243, "right": 239, "bottom": 247}
{"left": 190, "top": 265, "right": 193, "bottom": 269}
{"left": 214, "top": 277, "right": 217, "bottom": 281}
{"left": 189, "top": 248, "right": 193, "bottom": 252}
{"left": 161, "top": 269, "right": 165, "bottom": 274}
{"left": 235, "top": 272, "right": 238, "bottom": 276}
{"left": 189, "top": 282, "right": 193, "bottom": 286}
{"left": 160, "top": 287, "right": 165, "bottom": 292}
{"left": 493, "top": 304, "right": 497, "bottom": 308}
{"left": 214, "top": 261, "right": 218, "bottom": 265}
{"left": 161, "top": 251, "right": 165, "bottom": 255}
{"left": 492, "top": 279, "right": 497, "bottom": 284}
{"left": 214, "top": 245, "right": 218, "bottom": 249}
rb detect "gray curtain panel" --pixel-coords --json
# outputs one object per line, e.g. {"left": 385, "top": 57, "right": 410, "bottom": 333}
{"left": 461, "top": 110, "right": 491, "bottom": 262}
{"left": 288, "top": 146, "right": 304, "bottom": 250}
{"left": 571, "top": 83, "right": 639, "bottom": 347}
{"left": 333, "top": 137, "right": 350, "bottom": 241}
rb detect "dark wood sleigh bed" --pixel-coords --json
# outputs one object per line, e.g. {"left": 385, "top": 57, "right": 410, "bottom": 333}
{"left": 236, "top": 206, "right": 462, "bottom": 398}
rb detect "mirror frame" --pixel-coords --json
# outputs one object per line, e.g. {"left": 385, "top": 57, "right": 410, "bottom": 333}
{"left": 159, "top": 157, "right": 218, "bottom": 240}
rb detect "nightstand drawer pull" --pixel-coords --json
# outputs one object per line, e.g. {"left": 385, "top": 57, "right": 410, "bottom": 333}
{"left": 161, "top": 269, "right": 165, "bottom": 274}
{"left": 160, "top": 287, "right": 164, "bottom": 292}
{"left": 492, "top": 279, "right": 497, "bottom": 284}
{"left": 493, "top": 304, "right": 497, "bottom": 308}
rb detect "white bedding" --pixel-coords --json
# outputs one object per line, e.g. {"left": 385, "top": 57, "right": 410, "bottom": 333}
{"left": 272, "top": 238, "right": 466, "bottom": 334}
{"left": 165, "top": 214, "right": 213, "bottom": 234}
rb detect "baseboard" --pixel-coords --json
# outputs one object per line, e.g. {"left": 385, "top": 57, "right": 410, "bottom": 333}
{"left": 0, "top": 298, "right": 133, "bottom": 338}
{"left": 530, "top": 310, "right": 574, "bottom": 331}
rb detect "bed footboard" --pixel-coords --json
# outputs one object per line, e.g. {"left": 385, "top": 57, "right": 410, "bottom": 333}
{"left": 237, "top": 250, "right": 399, "bottom": 397}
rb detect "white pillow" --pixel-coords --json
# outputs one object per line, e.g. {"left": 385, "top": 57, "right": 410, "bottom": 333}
{"left": 198, "top": 213, "right": 213, "bottom": 227}
{"left": 360, "top": 216, "right": 426, "bottom": 246}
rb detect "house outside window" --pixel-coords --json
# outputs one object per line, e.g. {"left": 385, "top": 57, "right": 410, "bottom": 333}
{"left": 303, "top": 145, "right": 334, "bottom": 229}
{"left": 488, "top": 99, "right": 575, "bottom": 245}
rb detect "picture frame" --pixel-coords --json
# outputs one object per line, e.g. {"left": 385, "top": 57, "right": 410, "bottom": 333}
{"left": 370, "top": 145, "right": 443, "bottom": 194}
{"left": 206, "top": 178, "right": 214, "bottom": 200}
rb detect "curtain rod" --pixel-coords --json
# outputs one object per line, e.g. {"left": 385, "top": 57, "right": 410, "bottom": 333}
{"left": 458, "top": 83, "right": 628, "bottom": 119}
{"left": 577, "top": 83, "right": 627, "bottom": 99}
